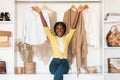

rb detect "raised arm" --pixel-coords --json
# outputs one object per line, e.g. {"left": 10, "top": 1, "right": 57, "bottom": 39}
{"left": 32, "top": 6, "right": 48, "bottom": 27}
{"left": 71, "top": 5, "right": 84, "bottom": 29}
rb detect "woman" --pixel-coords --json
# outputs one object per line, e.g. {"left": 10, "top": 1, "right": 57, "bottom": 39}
{"left": 32, "top": 6, "right": 84, "bottom": 80}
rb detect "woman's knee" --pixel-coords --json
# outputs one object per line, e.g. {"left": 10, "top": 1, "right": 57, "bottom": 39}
{"left": 49, "top": 58, "right": 60, "bottom": 74}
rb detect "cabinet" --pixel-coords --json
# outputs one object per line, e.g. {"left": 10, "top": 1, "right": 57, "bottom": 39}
{"left": 0, "top": 0, "right": 105, "bottom": 80}
{"left": 104, "top": 0, "right": 120, "bottom": 80}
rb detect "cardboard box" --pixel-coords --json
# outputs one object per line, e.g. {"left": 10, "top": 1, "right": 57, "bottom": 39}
{"left": 0, "top": 42, "right": 10, "bottom": 47}
{"left": 0, "top": 36, "right": 9, "bottom": 42}
{"left": 0, "top": 31, "right": 11, "bottom": 36}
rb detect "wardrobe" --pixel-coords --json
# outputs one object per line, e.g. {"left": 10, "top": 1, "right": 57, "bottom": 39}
{"left": 0, "top": 0, "right": 120, "bottom": 80}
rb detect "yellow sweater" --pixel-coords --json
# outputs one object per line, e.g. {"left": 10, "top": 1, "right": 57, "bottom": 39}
{"left": 44, "top": 27, "right": 75, "bottom": 59}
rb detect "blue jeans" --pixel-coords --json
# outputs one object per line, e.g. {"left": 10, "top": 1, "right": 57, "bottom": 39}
{"left": 49, "top": 58, "right": 69, "bottom": 80}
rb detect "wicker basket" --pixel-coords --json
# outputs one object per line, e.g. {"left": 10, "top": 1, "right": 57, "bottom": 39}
{"left": 108, "top": 58, "right": 120, "bottom": 73}
{"left": 24, "top": 62, "right": 36, "bottom": 74}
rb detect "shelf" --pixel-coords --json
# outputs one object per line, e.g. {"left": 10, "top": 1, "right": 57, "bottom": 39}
{"left": 13, "top": 72, "right": 103, "bottom": 76}
{"left": 16, "top": 0, "right": 101, "bottom": 2}
{"left": 104, "top": 73, "right": 120, "bottom": 76}
{"left": 104, "top": 21, "right": 120, "bottom": 23}
{"left": 79, "top": 73, "right": 103, "bottom": 76}
{"left": 104, "top": 47, "right": 120, "bottom": 49}
{"left": 0, "top": 73, "right": 14, "bottom": 75}
{"left": 0, "top": 47, "right": 13, "bottom": 51}
{"left": 0, "top": 21, "right": 14, "bottom": 24}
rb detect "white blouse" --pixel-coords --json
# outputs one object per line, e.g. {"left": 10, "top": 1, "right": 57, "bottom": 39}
{"left": 57, "top": 37, "right": 64, "bottom": 53}
{"left": 82, "top": 8, "right": 99, "bottom": 48}
{"left": 19, "top": 7, "right": 50, "bottom": 45}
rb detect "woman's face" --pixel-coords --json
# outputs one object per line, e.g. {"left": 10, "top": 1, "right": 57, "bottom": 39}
{"left": 55, "top": 25, "right": 65, "bottom": 37}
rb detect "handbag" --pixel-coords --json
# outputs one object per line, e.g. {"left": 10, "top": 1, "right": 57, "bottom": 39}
{"left": 0, "top": 59, "right": 6, "bottom": 74}
{"left": 106, "top": 25, "right": 120, "bottom": 47}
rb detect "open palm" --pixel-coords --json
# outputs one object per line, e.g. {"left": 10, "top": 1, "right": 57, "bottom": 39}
{"left": 32, "top": 6, "right": 41, "bottom": 13}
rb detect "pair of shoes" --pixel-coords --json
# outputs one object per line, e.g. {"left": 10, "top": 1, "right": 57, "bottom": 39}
{"left": 0, "top": 12, "right": 10, "bottom": 21}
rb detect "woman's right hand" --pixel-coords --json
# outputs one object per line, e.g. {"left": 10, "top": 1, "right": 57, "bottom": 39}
{"left": 77, "top": 5, "right": 84, "bottom": 13}
{"left": 32, "top": 6, "right": 41, "bottom": 13}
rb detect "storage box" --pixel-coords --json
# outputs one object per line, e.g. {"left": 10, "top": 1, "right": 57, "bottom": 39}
{"left": 15, "top": 67, "right": 24, "bottom": 74}
{"left": 0, "top": 31, "right": 11, "bottom": 36}
{"left": 24, "top": 62, "right": 36, "bottom": 74}
{"left": 0, "top": 31, "right": 11, "bottom": 47}
{"left": 0, "top": 36, "right": 9, "bottom": 42}
{"left": 108, "top": 58, "right": 120, "bottom": 73}
{"left": 0, "top": 42, "right": 10, "bottom": 47}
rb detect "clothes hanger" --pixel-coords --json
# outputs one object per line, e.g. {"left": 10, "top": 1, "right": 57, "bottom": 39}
{"left": 83, "top": 4, "right": 89, "bottom": 10}
{"left": 77, "top": 5, "right": 85, "bottom": 12}
{"left": 70, "top": 4, "right": 77, "bottom": 10}
{"left": 41, "top": 4, "right": 53, "bottom": 12}
{"left": 41, "top": 4, "right": 48, "bottom": 9}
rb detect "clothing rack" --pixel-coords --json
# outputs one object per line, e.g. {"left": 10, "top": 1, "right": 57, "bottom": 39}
{"left": 15, "top": 0, "right": 101, "bottom": 3}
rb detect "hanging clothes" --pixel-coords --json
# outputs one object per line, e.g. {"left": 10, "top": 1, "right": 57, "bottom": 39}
{"left": 19, "top": 7, "right": 50, "bottom": 45}
{"left": 32, "top": 39, "right": 52, "bottom": 64}
{"left": 63, "top": 8, "right": 88, "bottom": 73}
{"left": 48, "top": 11, "right": 57, "bottom": 34}
{"left": 63, "top": 8, "right": 77, "bottom": 34}
{"left": 18, "top": 7, "right": 53, "bottom": 64}
{"left": 32, "top": 7, "right": 57, "bottom": 64}
{"left": 82, "top": 8, "right": 99, "bottom": 48}
{"left": 41, "top": 4, "right": 57, "bottom": 34}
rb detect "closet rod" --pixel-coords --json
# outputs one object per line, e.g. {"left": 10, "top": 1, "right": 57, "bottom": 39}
{"left": 15, "top": 1, "right": 101, "bottom": 3}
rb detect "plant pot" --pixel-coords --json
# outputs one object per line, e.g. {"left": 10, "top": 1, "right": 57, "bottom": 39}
{"left": 15, "top": 67, "right": 24, "bottom": 74}
{"left": 24, "top": 62, "right": 36, "bottom": 74}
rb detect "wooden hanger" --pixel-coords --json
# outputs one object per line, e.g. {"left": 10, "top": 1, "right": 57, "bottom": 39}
{"left": 77, "top": 5, "right": 85, "bottom": 12}
{"left": 41, "top": 4, "right": 53, "bottom": 12}
{"left": 70, "top": 4, "right": 77, "bottom": 10}
{"left": 83, "top": 4, "right": 89, "bottom": 9}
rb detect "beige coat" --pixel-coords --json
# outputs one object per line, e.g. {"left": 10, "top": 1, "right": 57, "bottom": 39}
{"left": 63, "top": 9, "right": 88, "bottom": 73}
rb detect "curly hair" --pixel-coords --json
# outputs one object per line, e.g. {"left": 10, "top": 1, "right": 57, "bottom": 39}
{"left": 54, "top": 22, "right": 66, "bottom": 35}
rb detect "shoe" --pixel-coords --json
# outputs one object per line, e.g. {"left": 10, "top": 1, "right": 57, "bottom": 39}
{"left": 0, "top": 12, "right": 4, "bottom": 21}
{"left": 4, "top": 12, "right": 10, "bottom": 21}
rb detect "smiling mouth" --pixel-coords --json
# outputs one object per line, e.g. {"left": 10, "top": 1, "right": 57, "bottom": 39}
{"left": 56, "top": 32, "right": 63, "bottom": 36}
{"left": 57, "top": 33, "right": 62, "bottom": 36}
